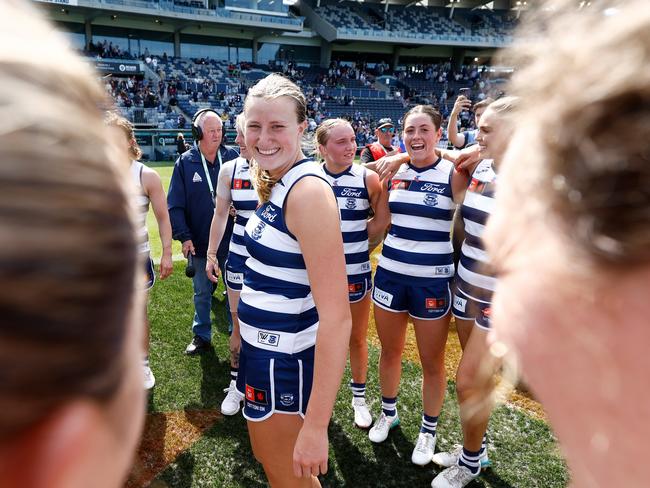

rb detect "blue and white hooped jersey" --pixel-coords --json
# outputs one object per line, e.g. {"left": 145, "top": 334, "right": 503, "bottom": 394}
{"left": 321, "top": 163, "right": 372, "bottom": 282}
{"left": 457, "top": 159, "right": 497, "bottom": 301}
{"left": 377, "top": 158, "right": 456, "bottom": 284}
{"left": 228, "top": 157, "right": 258, "bottom": 261}
{"left": 238, "top": 159, "right": 328, "bottom": 358}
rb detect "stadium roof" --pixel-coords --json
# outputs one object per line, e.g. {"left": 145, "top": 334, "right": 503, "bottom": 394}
{"left": 320, "top": 0, "right": 532, "bottom": 10}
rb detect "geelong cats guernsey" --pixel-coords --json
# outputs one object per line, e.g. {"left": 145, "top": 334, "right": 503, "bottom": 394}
{"left": 238, "top": 159, "right": 329, "bottom": 358}
{"left": 226, "top": 157, "right": 257, "bottom": 286}
{"left": 322, "top": 163, "right": 372, "bottom": 298}
{"left": 456, "top": 159, "right": 497, "bottom": 301}
{"left": 377, "top": 158, "right": 456, "bottom": 283}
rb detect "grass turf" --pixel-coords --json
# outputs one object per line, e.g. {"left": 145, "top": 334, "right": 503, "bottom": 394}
{"left": 138, "top": 162, "right": 569, "bottom": 488}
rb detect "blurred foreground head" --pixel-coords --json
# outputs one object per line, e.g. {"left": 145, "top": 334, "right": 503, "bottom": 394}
{"left": 0, "top": 1, "right": 144, "bottom": 487}
{"left": 487, "top": 0, "right": 650, "bottom": 486}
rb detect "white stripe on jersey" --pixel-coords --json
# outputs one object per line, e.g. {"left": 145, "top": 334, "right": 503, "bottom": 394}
{"left": 460, "top": 241, "right": 489, "bottom": 263}
{"left": 389, "top": 188, "right": 455, "bottom": 210}
{"left": 391, "top": 213, "right": 453, "bottom": 232}
{"left": 384, "top": 234, "right": 454, "bottom": 255}
{"left": 464, "top": 219, "right": 486, "bottom": 239}
{"left": 344, "top": 240, "right": 368, "bottom": 254}
{"left": 457, "top": 260, "right": 497, "bottom": 292}
{"left": 239, "top": 285, "right": 315, "bottom": 314}
{"left": 246, "top": 213, "right": 304, "bottom": 254}
{"left": 228, "top": 242, "right": 249, "bottom": 257}
{"left": 239, "top": 320, "right": 318, "bottom": 355}
{"left": 379, "top": 255, "right": 454, "bottom": 279}
{"left": 245, "top": 255, "right": 311, "bottom": 287}
{"left": 463, "top": 188, "right": 496, "bottom": 216}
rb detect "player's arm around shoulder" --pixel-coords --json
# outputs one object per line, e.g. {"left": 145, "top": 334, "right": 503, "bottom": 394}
{"left": 285, "top": 175, "right": 352, "bottom": 477}
{"left": 142, "top": 166, "right": 173, "bottom": 279}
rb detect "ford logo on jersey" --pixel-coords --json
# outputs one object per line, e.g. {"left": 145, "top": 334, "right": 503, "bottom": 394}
{"left": 423, "top": 193, "right": 438, "bottom": 207}
{"left": 421, "top": 183, "right": 445, "bottom": 194}
{"left": 251, "top": 221, "right": 266, "bottom": 241}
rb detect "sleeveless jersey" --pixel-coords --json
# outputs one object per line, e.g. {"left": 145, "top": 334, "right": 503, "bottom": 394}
{"left": 228, "top": 157, "right": 258, "bottom": 262}
{"left": 377, "top": 158, "right": 455, "bottom": 284}
{"left": 321, "top": 163, "right": 372, "bottom": 282}
{"left": 238, "top": 159, "right": 329, "bottom": 358}
{"left": 130, "top": 160, "right": 150, "bottom": 254}
{"left": 456, "top": 159, "right": 497, "bottom": 301}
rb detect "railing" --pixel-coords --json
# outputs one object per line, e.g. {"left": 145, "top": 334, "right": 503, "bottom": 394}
{"left": 335, "top": 27, "right": 512, "bottom": 46}
{"left": 324, "top": 88, "right": 386, "bottom": 99}
{"left": 81, "top": 0, "right": 304, "bottom": 27}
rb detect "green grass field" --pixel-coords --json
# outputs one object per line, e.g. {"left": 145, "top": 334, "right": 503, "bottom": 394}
{"left": 139, "top": 162, "right": 569, "bottom": 488}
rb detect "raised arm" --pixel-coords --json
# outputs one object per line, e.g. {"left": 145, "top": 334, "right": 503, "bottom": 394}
{"left": 448, "top": 95, "right": 471, "bottom": 149}
{"left": 142, "top": 167, "right": 173, "bottom": 279}
{"left": 285, "top": 176, "right": 352, "bottom": 479}
{"left": 205, "top": 161, "right": 234, "bottom": 283}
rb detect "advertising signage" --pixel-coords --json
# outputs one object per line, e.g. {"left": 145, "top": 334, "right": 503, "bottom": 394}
{"left": 95, "top": 61, "right": 142, "bottom": 75}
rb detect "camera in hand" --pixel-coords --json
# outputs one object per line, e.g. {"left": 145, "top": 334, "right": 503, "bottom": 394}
{"left": 185, "top": 253, "right": 195, "bottom": 278}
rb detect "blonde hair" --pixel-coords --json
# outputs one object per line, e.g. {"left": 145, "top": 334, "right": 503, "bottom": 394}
{"left": 499, "top": 0, "right": 650, "bottom": 267}
{"left": 244, "top": 74, "right": 307, "bottom": 202}
{"left": 105, "top": 111, "right": 143, "bottom": 160}
{"left": 0, "top": 1, "right": 138, "bottom": 441}
{"left": 313, "top": 118, "right": 351, "bottom": 161}
{"left": 235, "top": 112, "right": 246, "bottom": 134}
{"left": 484, "top": 96, "right": 519, "bottom": 121}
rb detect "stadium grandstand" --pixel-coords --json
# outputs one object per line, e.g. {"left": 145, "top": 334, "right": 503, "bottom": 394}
{"left": 35, "top": 0, "right": 520, "bottom": 159}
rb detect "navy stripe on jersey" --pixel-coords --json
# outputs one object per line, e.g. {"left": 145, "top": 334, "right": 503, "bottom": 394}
{"left": 245, "top": 268, "right": 310, "bottom": 300}
{"left": 382, "top": 245, "right": 454, "bottom": 266}
{"left": 390, "top": 224, "right": 451, "bottom": 243}
{"left": 378, "top": 159, "right": 456, "bottom": 281}
{"left": 389, "top": 201, "right": 454, "bottom": 221}
{"left": 238, "top": 299, "right": 319, "bottom": 333}
{"left": 246, "top": 237, "right": 306, "bottom": 269}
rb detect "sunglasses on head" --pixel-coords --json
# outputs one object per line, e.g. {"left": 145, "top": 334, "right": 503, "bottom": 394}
{"left": 379, "top": 127, "right": 395, "bottom": 133}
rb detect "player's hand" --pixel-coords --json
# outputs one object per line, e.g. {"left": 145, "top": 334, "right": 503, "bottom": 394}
{"left": 293, "top": 424, "right": 329, "bottom": 479}
{"left": 206, "top": 255, "right": 220, "bottom": 283}
{"left": 452, "top": 95, "right": 471, "bottom": 115}
{"left": 454, "top": 145, "right": 481, "bottom": 171}
{"left": 159, "top": 251, "right": 173, "bottom": 280}
{"left": 376, "top": 154, "right": 404, "bottom": 181}
{"left": 181, "top": 239, "right": 195, "bottom": 258}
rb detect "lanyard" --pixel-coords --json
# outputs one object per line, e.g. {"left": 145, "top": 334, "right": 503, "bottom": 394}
{"left": 199, "top": 148, "right": 222, "bottom": 207}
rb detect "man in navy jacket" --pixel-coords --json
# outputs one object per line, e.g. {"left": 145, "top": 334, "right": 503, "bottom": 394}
{"left": 168, "top": 111, "right": 239, "bottom": 355}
